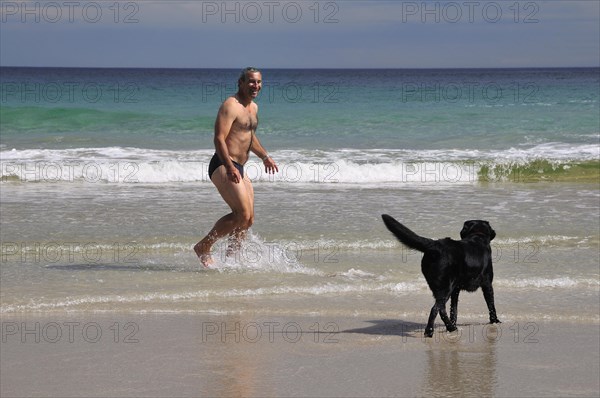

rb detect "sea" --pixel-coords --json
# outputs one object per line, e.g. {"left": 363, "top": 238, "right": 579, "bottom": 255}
{"left": 1, "top": 67, "right": 598, "bottom": 326}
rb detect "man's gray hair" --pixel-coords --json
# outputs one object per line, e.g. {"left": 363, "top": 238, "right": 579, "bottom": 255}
{"left": 238, "top": 67, "right": 261, "bottom": 82}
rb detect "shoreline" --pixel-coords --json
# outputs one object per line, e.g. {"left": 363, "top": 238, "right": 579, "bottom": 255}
{"left": 2, "top": 313, "right": 598, "bottom": 397}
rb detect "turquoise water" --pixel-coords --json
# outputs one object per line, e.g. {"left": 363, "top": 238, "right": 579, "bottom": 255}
{"left": 2, "top": 67, "right": 598, "bottom": 183}
{"left": 1, "top": 67, "right": 598, "bottom": 322}
{"left": 1, "top": 67, "right": 598, "bottom": 151}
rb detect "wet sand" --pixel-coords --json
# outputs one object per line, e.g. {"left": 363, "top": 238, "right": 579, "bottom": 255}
{"left": 1, "top": 313, "right": 598, "bottom": 397}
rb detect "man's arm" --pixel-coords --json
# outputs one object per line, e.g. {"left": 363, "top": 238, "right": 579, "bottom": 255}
{"left": 214, "top": 100, "right": 242, "bottom": 183}
{"left": 250, "top": 132, "right": 278, "bottom": 174}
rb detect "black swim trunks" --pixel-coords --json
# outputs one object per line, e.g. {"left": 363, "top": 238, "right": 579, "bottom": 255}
{"left": 208, "top": 153, "right": 244, "bottom": 179}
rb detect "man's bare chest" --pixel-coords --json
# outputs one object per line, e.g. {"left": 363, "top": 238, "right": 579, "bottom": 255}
{"left": 234, "top": 111, "right": 258, "bottom": 131}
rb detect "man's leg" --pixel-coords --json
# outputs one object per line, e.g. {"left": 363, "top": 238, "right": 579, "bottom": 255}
{"left": 226, "top": 175, "right": 255, "bottom": 255}
{"left": 194, "top": 167, "right": 254, "bottom": 266}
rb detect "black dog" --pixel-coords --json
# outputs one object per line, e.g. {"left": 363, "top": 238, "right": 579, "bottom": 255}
{"left": 381, "top": 214, "right": 500, "bottom": 337}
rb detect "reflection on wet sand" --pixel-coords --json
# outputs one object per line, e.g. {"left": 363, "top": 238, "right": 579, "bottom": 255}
{"left": 200, "top": 314, "right": 271, "bottom": 397}
{"left": 421, "top": 325, "right": 499, "bottom": 397}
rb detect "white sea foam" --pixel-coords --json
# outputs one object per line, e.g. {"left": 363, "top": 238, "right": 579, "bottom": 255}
{"left": 497, "top": 277, "right": 599, "bottom": 289}
{"left": 4, "top": 274, "right": 597, "bottom": 314}
{"left": 207, "top": 232, "right": 324, "bottom": 276}
{"left": 3, "top": 143, "right": 596, "bottom": 185}
{"left": 0, "top": 280, "right": 428, "bottom": 313}
{"left": 339, "top": 268, "right": 379, "bottom": 279}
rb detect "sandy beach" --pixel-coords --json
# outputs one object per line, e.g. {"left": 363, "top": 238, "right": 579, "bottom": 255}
{"left": 1, "top": 313, "right": 598, "bottom": 397}
{"left": 2, "top": 67, "right": 598, "bottom": 397}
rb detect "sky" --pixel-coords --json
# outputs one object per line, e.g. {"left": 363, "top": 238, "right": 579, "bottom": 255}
{"left": 0, "top": 0, "right": 599, "bottom": 68}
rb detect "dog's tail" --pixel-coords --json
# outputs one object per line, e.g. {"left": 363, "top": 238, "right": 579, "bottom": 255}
{"left": 381, "top": 214, "right": 436, "bottom": 253}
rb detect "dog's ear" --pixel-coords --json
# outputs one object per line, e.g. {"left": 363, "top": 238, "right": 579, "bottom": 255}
{"left": 486, "top": 221, "right": 496, "bottom": 240}
{"left": 486, "top": 222, "right": 496, "bottom": 241}
{"left": 460, "top": 221, "right": 474, "bottom": 239}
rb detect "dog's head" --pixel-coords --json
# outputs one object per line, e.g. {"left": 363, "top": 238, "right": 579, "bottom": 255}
{"left": 460, "top": 220, "right": 496, "bottom": 241}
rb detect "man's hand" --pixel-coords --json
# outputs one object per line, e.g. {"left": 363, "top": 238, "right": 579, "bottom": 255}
{"left": 263, "top": 156, "right": 278, "bottom": 174}
{"left": 226, "top": 165, "right": 242, "bottom": 183}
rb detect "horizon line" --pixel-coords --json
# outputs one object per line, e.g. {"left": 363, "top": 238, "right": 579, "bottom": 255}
{"left": 1, "top": 65, "right": 599, "bottom": 70}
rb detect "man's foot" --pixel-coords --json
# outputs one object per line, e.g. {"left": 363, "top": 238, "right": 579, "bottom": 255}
{"left": 194, "top": 242, "right": 214, "bottom": 267}
{"left": 199, "top": 254, "right": 213, "bottom": 267}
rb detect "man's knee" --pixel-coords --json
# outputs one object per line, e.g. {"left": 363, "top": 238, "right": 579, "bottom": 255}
{"left": 243, "top": 212, "right": 254, "bottom": 229}
{"left": 234, "top": 209, "right": 253, "bottom": 228}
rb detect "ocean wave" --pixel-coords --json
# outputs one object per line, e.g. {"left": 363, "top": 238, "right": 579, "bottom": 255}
{"left": 0, "top": 281, "right": 427, "bottom": 313}
{"left": 1, "top": 144, "right": 598, "bottom": 184}
{"left": 3, "top": 275, "right": 597, "bottom": 314}
{"left": 23, "top": 234, "right": 323, "bottom": 276}
{"left": 496, "top": 277, "right": 599, "bottom": 289}
{"left": 494, "top": 235, "right": 598, "bottom": 248}
{"left": 4, "top": 233, "right": 592, "bottom": 271}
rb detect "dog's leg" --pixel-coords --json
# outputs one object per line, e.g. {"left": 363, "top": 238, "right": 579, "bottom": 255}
{"left": 450, "top": 289, "right": 460, "bottom": 327}
{"left": 425, "top": 298, "right": 457, "bottom": 337}
{"left": 437, "top": 299, "right": 457, "bottom": 333}
{"left": 425, "top": 304, "right": 438, "bottom": 337}
{"left": 482, "top": 284, "right": 501, "bottom": 324}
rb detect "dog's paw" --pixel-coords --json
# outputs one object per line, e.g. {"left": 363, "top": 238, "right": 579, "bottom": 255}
{"left": 424, "top": 328, "right": 434, "bottom": 338}
{"left": 490, "top": 318, "right": 501, "bottom": 324}
{"left": 446, "top": 324, "right": 458, "bottom": 333}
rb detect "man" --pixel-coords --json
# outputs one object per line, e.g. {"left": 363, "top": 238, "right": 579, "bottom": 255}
{"left": 195, "top": 67, "right": 278, "bottom": 266}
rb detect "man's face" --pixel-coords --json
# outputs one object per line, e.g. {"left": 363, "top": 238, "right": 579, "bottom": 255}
{"left": 242, "top": 72, "right": 262, "bottom": 99}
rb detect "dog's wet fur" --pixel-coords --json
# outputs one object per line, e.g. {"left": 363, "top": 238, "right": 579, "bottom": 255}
{"left": 381, "top": 214, "right": 500, "bottom": 337}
